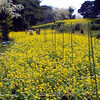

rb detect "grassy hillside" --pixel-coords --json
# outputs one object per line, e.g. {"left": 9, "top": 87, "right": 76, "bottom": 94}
{"left": 32, "top": 18, "right": 92, "bottom": 29}
{"left": 33, "top": 18, "right": 100, "bottom": 37}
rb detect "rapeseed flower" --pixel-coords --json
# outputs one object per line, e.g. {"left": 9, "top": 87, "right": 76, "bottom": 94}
{"left": 0, "top": 29, "right": 99, "bottom": 99}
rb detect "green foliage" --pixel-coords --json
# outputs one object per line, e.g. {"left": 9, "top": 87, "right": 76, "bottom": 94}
{"left": 33, "top": 19, "right": 92, "bottom": 34}
{"left": 96, "top": 34, "right": 100, "bottom": 39}
{"left": 73, "top": 23, "right": 82, "bottom": 31}
{"left": 78, "top": 0, "right": 100, "bottom": 18}
{"left": 0, "top": 32, "right": 2, "bottom": 37}
{"left": 78, "top": 1, "right": 95, "bottom": 18}
{"left": 91, "top": 19, "right": 100, "bottom": 24}
{"left": 67, "top": 6, "right": 75, "bottom": 19}
{"left": 40, "top": 5, "right": 55, "bottom": 23}
{"left": 94, "top": 0, "right": 100, "bottom": 17}
{"left": 0, "top": 0, "right": 24, "bottom": 40}
{"left": 0, "top": 10, "right": 12, "bottom": 40}
{"left": 32, "top": 21, "right": 65, "bottom": 30}
{"left": 0, "top": 42, "right": 7, "bottom": 53}
{"left": 91, "top": 24, "right": 100, "bottom": 30}
{"left": 91, "top": 19, "right": 100, "bottom": 30}
{"left": 13, "top": 0, "right": 43, "bottom": 30}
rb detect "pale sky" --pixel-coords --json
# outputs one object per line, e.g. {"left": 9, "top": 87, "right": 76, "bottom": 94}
{"left": 40, "top": 0, "right": 94, "bottom": 14}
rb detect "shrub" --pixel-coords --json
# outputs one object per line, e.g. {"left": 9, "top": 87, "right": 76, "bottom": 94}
{"left": 95, "top": 19, "right": 100, "bottom": 24}
{"left": 96, "top": 34, "right": 100, "bottom": 39}
{"left": 91, "top": 24, "right": 100, "bottom": 30}
{"left": 91, "top": 19, "right": 100, "bottom": 24}
{"left": 73, "top": 23, "right": 82, "bottom": 31}
{"left": 91, "top": 19, "right": 100, "bottom": 30}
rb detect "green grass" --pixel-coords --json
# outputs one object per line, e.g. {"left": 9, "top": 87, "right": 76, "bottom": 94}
{"left": 0, "top": 32, "right": 2, "bottom": 37}
{"left": 32, "top": 18, "right": 100, "bottom": 37}
{"left": 32, "top": 19, "right": 93, "bottom": 34}
{"left": 0, "top": 32, "right": 6, "bottom": 53}
{"left": 0, "top": 42, "right": 7, "bottom": 53}
{"left": 92, "top": 30, "right": 100, "bottom": 37}
{"left": 32, "top": 19, "right": 92, "bottom": 28}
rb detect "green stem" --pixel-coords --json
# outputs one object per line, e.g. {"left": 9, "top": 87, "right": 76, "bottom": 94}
{"left": 55, "top": 30, "right": 56, "bottom": 53}
{"left": 62, "top": 24, "right": 64, "bottom": 60}
{"left": 88, "top": 22, "right": 93, "bottom": 100}
{"left": 90, "top": 26, "right": 98, "bottom": 100}
{"left": 52, "top": 30, "right": 53, "bottom": 46}
{"left": 88, "top": 22, "right": 92, "bottom": 77}
{"left": 71, "top": 22, "right": 73, "bottom": 64}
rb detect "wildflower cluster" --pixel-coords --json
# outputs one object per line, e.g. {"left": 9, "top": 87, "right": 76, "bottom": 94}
{"left": 0, "top": 30, "right": 100, "bottom": 100}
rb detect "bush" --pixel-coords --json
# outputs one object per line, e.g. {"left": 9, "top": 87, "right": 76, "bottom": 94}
{"left": 73, "top": 23, "right": 82, "bottom": 31}
{"left": 91, "top": 24, "right": 100, "bottom": 30}
{"left": 95, "top": 19, "right": 100, "bottom": 24}
{"left": 91, "top": 19, "right": 100, "bottom": 24}
{"left": 91, "top": 19, "right": 100, "bottom": 30}
{"left": 96, "top": 34, "right": 100, "bottom": 39}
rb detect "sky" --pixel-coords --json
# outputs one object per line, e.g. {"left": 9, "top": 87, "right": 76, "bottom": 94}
{"left": 40, "top": 0, "right": 94, "bottom": 14}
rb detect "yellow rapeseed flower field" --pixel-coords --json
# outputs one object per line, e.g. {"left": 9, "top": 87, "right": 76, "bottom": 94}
{"left": 0, "top": 29, "right": 100, "bottom": 100}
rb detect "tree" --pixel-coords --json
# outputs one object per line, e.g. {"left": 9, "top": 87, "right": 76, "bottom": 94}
{"left": 0, "top": 9, "right": 12, "bottom": 41}
{"left": 0, "top": 0, "right": 24, "bottom": 40}
{"left": 40, "top": 6, "right": 55, "bottom": 23}
{"left": 53, "top": 8, "right": 69, "bottom": 20}
{"left": 78, "top": 1, "right": 95, "bottom": 18}
{"left": 13, "top": 0, "right": 43, "bottom": 30}
{"left": 67, "top": 6, "right": 75, "bottom": 19}
{"left": 94, "top": 0, "right": 100, "bottom": 17}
